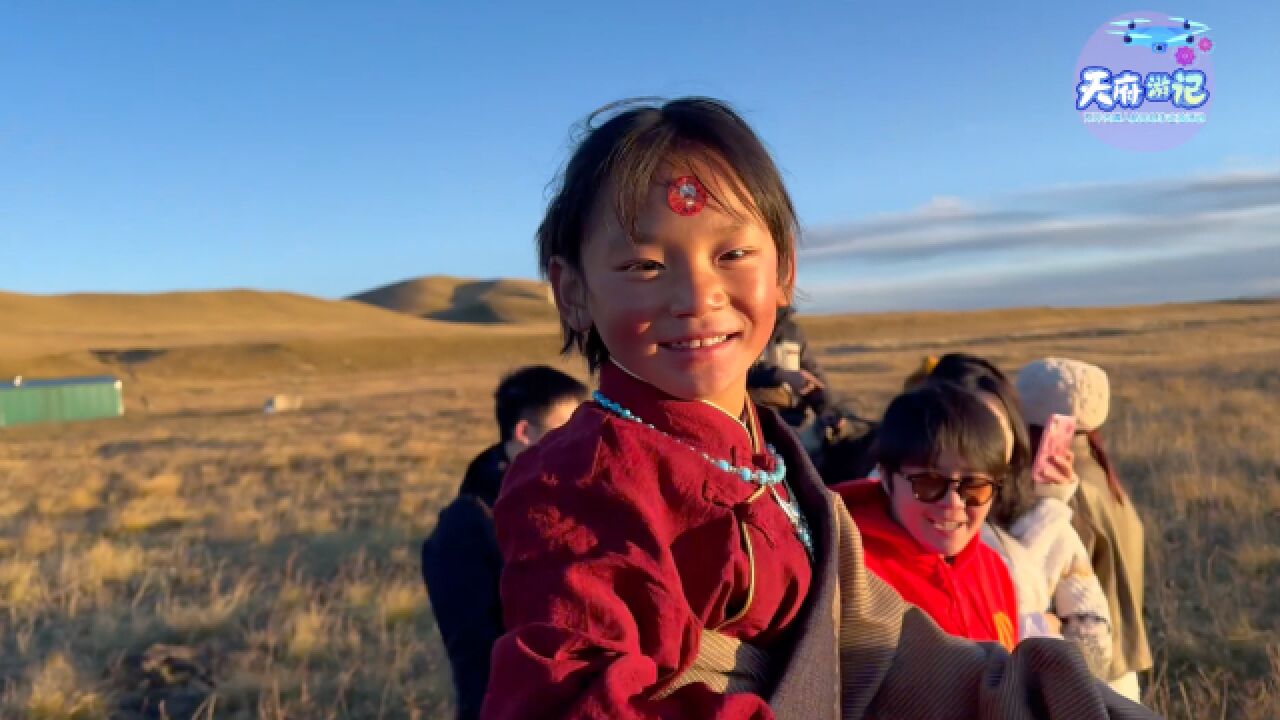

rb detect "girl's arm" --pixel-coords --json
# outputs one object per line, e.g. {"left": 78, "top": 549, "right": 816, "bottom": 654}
{"left": 481, "top": 436, "right": 773, "bottom": 720}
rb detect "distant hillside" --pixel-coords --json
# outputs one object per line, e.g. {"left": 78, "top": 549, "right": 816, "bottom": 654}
{"left": 349, "top": 276, "right": 557, "bottom": 324}
{"left": 0, "top": 289, "right": 437, "bottom": 358}
{"left": 0, "top": 287, "right": 561, "bottom": 381}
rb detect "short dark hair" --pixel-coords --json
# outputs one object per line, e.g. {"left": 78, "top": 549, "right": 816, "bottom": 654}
{"left": 538, "top": 97, "right": 799, "bottom": 371}
{"left": 927, "top": 353, "right": 1035, "bottom": 527}
{"left": 494, "top": 365, "right": 588, "bottom": 442}
{"left": 877, "top": 382, "right": 1011, "bottom": 484}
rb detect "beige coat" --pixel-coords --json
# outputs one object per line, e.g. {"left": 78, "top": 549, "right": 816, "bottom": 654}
{"left": 1070, "top": 435, "right": 1154, "bottom": 680}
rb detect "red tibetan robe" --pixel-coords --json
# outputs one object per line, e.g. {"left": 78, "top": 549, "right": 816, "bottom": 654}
{"left": 481, "top": 362, "right": 813, "bottom": 719}
{"left": 835, "top": 479, "right": 1019, "bottom": 651}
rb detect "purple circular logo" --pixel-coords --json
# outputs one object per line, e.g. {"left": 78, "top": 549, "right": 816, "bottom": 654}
{"left": 1075, "top": 11, "right": 1214, "bottom": 151}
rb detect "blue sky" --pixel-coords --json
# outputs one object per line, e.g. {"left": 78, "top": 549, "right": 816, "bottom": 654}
{"left": 2, "top": 2, "right": 1277, "bottom": 310}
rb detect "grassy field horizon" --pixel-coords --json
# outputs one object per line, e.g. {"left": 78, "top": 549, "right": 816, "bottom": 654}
{"left": 1, "top": 292, "right": 1278, "bottom": 718}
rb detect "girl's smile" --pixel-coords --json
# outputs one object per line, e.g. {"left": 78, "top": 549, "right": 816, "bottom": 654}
{"left": 657, "top": 330, "right": 743, "bottom": 362}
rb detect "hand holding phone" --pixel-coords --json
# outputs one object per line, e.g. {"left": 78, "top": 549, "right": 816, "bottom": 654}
{"left": 1033, "top": 413, "right": 1077, "bottom": 484}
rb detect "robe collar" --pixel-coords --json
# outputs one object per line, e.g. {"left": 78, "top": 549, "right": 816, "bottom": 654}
{"left": 596, "top": 361, "right": 773, "bottom": 472}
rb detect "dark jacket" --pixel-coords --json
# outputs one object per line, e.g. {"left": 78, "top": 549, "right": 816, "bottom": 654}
{"left": 422, "top": 443, "right": 510, "bottom": 720}
{"left": 457, "top": 442, "right": 509, "bottom": 508}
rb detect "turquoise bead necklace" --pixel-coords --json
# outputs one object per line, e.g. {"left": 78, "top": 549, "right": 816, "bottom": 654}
{"left": 593, "top": 390, "right": 814, "bottom": 558}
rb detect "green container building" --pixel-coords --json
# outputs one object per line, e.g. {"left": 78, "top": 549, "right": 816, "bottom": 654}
{"left": 0, "top": 376, "right": 124, "bottom": 428}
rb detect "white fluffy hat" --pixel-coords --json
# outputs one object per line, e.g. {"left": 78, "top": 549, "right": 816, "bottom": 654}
{"left": 1015, "top": 357, "right": 1111, "bottom": 431}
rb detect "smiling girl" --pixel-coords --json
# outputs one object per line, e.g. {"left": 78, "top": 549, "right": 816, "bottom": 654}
{"left": 483, "top": 97, "right": 814, "bottom": 720}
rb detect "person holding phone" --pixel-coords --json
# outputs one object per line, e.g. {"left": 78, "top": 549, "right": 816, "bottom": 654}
{"left": 927, "top": 353, "right": 1114, "bottom": 680}
{"left": 1018, "top": 357, "right": 1152, "bottom": 703}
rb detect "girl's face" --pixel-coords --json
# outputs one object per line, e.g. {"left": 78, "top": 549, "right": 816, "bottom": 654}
{"left": 554, "top": 166, "right": 790, "bottom": 414}
{"left": 889, "top": 449, "right": 996, "bottom": 558}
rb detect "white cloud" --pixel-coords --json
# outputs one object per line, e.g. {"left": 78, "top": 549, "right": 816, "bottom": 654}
{"left": 805, "top": 245, "right": 1280, "bottom": 313}
{"left": 918, "top": 195, "right": 973, "bottom": 218}
{"left": 796, "top": 170, "right": 1280, "bottom": 312}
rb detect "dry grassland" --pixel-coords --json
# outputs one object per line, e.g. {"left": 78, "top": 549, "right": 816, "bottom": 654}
{"left": 0, "top": 298, "right": 1277, "bottom": 718}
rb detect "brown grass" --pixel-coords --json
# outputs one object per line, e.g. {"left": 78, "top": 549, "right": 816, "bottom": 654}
{"left": 0, "top": 297, "right": 1276, "bottom": 717}
{"left": 19, "top": 654, "right": 108, "bottom": 720}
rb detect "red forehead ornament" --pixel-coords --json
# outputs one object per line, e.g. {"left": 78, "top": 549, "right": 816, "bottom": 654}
{"left": 666, "top": 175, "right": 707, "bottom": 216}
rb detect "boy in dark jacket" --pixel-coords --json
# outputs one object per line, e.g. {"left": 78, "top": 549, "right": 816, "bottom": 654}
{"left": 421, "top": 365, "right": 587, "bottom": 720}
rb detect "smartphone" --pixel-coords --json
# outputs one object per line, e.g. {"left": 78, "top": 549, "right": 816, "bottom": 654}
{"left": 1033, "top": 413, "right": 1077, "bottom": 481}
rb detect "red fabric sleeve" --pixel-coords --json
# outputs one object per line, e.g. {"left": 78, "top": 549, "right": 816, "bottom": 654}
{"left": 479, "top": 423, "right": 774, "bottom": 720}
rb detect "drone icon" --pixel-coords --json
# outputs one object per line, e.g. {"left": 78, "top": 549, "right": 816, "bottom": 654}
{"left": 1108, "top": 16, "right": 1211, "bottom": 54}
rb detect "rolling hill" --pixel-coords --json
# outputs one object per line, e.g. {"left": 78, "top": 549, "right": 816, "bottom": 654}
{"left": 348, "top": 276, "right": 557, "bottom": 324}
{"left": 0, "top": 289, "right": 559, "bottom": 381}
{"left": 4, "top": 282, "right": 1276, "bottom": 387}
{"left": 0, "top": 290, "right": 436, "bottom": 354}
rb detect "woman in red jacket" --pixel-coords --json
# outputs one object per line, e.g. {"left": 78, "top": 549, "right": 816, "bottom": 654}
{"left": 835, "top": 382, "right": 1019, "bottom": 650}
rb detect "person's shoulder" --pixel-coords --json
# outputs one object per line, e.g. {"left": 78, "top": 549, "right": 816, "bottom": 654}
{"left": 439, "top": 492, "right": 492, "bottom": 521}
{"left": 1011, "top": 497, "right": 1075, "bottom": 543}
{"left": 423, "top": 495, "right": 497, "bottom": 577}
{"left": 971, "top": 536, "right": 1011, "bottom": 567}
{"left": 458, "top": 442, "right": 508, "bottom": 500}
{"left": 1071, "top": 474, "right": 1112, "bottom": 523}
{"left": 980, "top": 522, "right": 1012, "bottom": 561}
{"left": 832, "top": 479, "right": 902, "bottom": 554}
{"left": 966, "top": 539, "right": 1017, "bottom": 592}
{"left": 494, "top": 405, "right": 690, "bottom": 557}
{"left": 498, "top": 404, "right": 643, "bottom": 503}
{"left": 428, "top": 494, "right": 493, "bottom": 543}
{"left": 831, "top": 478, "right": 884, "bottom": 514}
{"left": 463, "top": 442, "right": 506, "bottom": 476}
{"left": 1072, "top": 454, "right": 1110, "bottom": 494}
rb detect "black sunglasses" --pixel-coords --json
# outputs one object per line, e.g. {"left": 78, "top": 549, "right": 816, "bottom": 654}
{"left": 899, "top": 470, "right": 1002, "bottom": 506}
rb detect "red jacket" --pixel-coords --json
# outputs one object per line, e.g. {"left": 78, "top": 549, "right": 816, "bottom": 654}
{"left": 834, "top": 479, "right": 1018, "bottom": 651}
{"left": 482, "top": 363, "right": 813, "bottom": 720}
